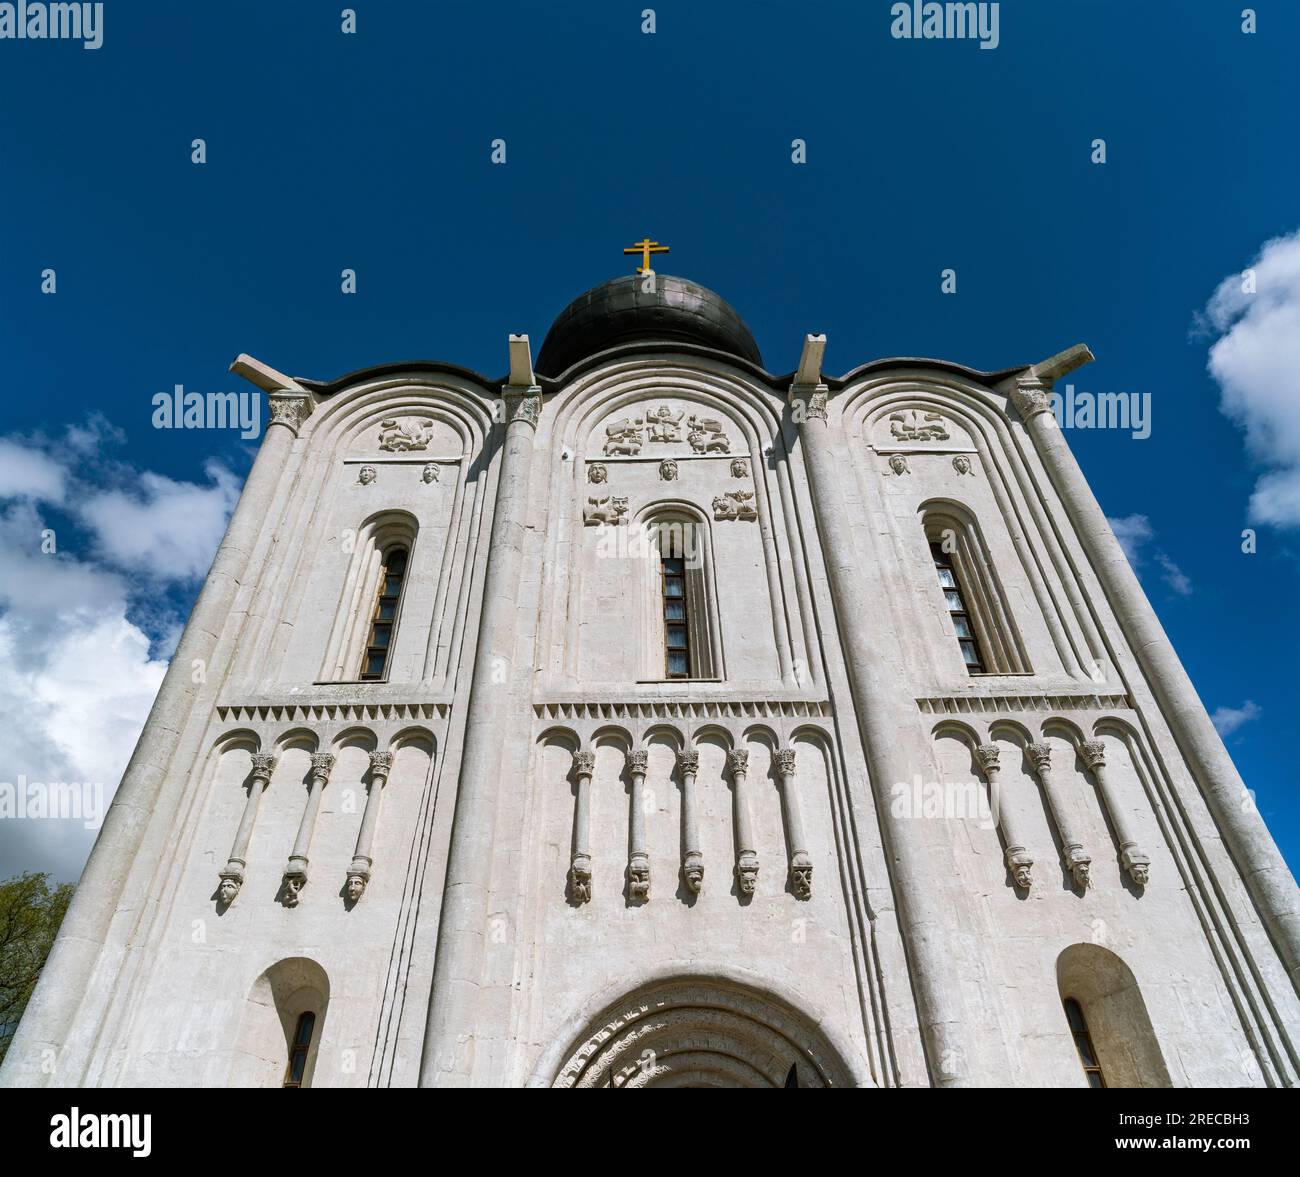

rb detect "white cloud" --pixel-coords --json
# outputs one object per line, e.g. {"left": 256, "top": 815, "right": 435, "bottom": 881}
{"left": 78, "top": 460, "right": 240, "bottom": 580}
{"left": 1211, "top": 700, "right": 1262, "bottom": 738}
{"left": 0, "top": 428, "right": 239, "bottom": 882}
{"left": 0, "top": 439, "right": 68, "bottom": 504}
{"left": 1201, "top": 228, "right": 1300, "bottom": 528}
{"left": 1108, "top": 513, "right": 1153, "bottom": 565}
{"left": 1108, "top": 514, "right": 1192, "bottom": 596}
{"left": 1155, "top": 552, "right": 1192, "bottom": 597}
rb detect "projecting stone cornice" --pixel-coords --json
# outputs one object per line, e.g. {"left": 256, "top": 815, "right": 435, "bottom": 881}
{"left": 216, "top": 700, "right": 449, "bottom": 725}
{"left": 534, "top": 698, "right": 832, "bottom": 722}
{"left": 916, "top": 691, "right": 1132, "bottom": 715}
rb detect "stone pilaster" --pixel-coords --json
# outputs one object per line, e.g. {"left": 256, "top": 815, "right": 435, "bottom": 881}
{"left": 420, "top": 382, "right": 541, "bottom": 1085}
{"left": 1004, "top": 372, "right": 1300, "bottom": 980}
{"left": 790, "top": 380, "right": 975, "bottom": 1086}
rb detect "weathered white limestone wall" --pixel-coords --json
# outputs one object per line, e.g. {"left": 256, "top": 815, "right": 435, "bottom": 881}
{"left": 5, "top": 344, "right": 1298, "bottom": 1090}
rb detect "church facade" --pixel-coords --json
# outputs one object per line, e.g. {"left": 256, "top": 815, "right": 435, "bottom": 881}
{"left": 5, "top": 272, "right": 1298, "bottom": 1088}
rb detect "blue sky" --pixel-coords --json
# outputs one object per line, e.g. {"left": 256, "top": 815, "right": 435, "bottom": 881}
{"left": 0, "top": 0, "right": 1297, "bottom": 880}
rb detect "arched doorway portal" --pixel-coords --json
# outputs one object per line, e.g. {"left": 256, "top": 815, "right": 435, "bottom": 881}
{"left": 549, "top": 975, "right": 856, "bottom": 1088}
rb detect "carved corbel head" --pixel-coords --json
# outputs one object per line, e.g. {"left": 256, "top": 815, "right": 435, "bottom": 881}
{"left": 791, "top": 852, "right": 813, "bottom": 900}
{"left": 1008, "top": 851, "right": 1034, "bottom": 890}
{"left": 628, "top": 859, "right": 651, "bottom": 900}
{"left": 217, "top": 873, "right": 242, "bottom": 905}
{"left": 282, "top": 871, "right": 307, "bottom": 906}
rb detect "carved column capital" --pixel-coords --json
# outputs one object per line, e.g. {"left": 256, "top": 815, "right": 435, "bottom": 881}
{"left": 975, "top": 743, "right": 1001, "bottom": 774}
{"left": 250, "top": 753, "right": 277, "bottom": 784}
{"left": 789, "top": 383, "right": 829, "bottom": 423}
{"left": 267, "top": 392, "right": 313, "bottom": 436}
{"left": 503, "top": 386, "right": 542, "bottom": 429}
{"left": 626, "top": 749, "right": 648, "bottom": 775}
{"left": 573, "top": 750, "right": 595, "bottom": 778}
{"left": 775, "top": 748, "right": 797, "bottom": 778}
{"left": 1026, "top": 742, "right": 1052, "bottom": 773}
{"left": 1007, "top": 378, "right": 1054, "bottom": 423}
{"left": 309, "top": 752, "right": 336, "bottom": 782}
{"left": 727, "top": 748, "right": 749, "bottom": 776}
{"left": 1078, "top": 741, "right": 1106, "bottom": 771}
{"left": 677, "top": 748, "right": 699, "bottom": 775}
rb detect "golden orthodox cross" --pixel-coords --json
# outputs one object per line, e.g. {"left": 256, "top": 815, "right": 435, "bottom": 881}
{"left": 623, "top": 237, "right": 669, "bottom": 273}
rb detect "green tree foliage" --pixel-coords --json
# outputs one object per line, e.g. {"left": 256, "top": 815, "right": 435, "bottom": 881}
{"left": 0, "top": 872, "right": 74, "bottom": 1064}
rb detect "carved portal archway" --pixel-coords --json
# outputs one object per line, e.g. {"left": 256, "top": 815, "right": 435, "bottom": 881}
{"left": 551, "top": 976, "right": 855, "bottom": 1088}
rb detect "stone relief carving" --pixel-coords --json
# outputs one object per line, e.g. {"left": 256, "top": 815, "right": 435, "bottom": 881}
{"left": 730, "top": 458, "right": 749, "bottom": 478}
{"left": 603, "top": 417, "right": 644, "bottom": 456}
{"left": 889, "top": 409, "right": 950, "bottom": 442}
{"left": 421, "top": 463, "right": 439, "bottom": 483}
{"left": 587, "top": 462, "right": 608, "bottom": 484}
{"left": 644, "top": 403, "right": 685, "bottom": 442}
{"left": 378, "top": 417, "right": 436, "bottom": 452}
{"left": 883, "top": 454, "right": 909, "bottom": 476}
{"left": 584, "top": 495, "right": 629, "bottom": 525}
{"left": 358, "top": 464, "right": 377, "bottom": 485}
{"left": 659, "top": 459, "right": 678, "bottom": 481}
{"left": 712, "top": 490, "right": 757, "bottom": 521}
{"left": 687, "top": 414, "right": 731, "bottom": 454}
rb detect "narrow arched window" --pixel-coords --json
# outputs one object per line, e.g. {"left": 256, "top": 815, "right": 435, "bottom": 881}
{"left": 359, "top": 547, "right": 408, "bottom": 680}
{"left": 1063, "top": 997, "right": 1106, "bottom": 1088}
{"left": 931, "top": 540, "right": 985, "bottom": 673}
{"left": 283, "top": 1011, "right": 317, "bottom": 1088}
{"left": 646, "top": 517, "right": 719, "bottom": 680}
{"left": 662, "top": 552, "right": 691, "bottom": 677}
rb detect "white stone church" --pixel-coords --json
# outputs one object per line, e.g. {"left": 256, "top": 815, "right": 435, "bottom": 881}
{"left": 5, "top": 271, "right": 1299, "bottom": 1089}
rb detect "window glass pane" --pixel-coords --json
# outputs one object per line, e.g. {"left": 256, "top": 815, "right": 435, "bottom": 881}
{"left": 667, "top": 651, "right": 689, "bottom": 676}
{"left": 936, "top": 568, "right": 957, "bottom": 588}
{"left": 664, "top": 599, "right": 685, "bottom": 621}
{"left": 953, "top": 616, "right": 973, "bottom": 639}
{"left": 945, "top": 591, "right": 964, "bottom": 611}
{"left": 370, "top": 624, "right": 392, "bottom": 648}
{"left": 664, "top": 579, "right": 684, "bottom": 598}
{"left": 666, "top": 626, "right": 687, "bottom": 649}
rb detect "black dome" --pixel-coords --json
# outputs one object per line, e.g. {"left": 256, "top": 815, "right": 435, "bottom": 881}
{"left": 536, "top": 274, "right": 762, "bottom": 376}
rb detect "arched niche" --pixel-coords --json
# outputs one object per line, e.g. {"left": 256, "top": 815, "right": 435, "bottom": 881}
{"left": 547, "top": 975, "right": 857, "bottom": 1088}
{"left": 231, "top": 956, "right": 330, "bottom": 1088}
{"left": 1056, "top": 944, "right": 1171, "bottom": 1088}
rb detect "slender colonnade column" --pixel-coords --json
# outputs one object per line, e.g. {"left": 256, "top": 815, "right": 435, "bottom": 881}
{"left": 346, "top": 750, "right": 394, "bottom": 901}
{"left": 974, "top": 744, "right": 1034, "bottom": 889}
{"left": 217, "top": 752, "right": 276, "bottom": 905}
